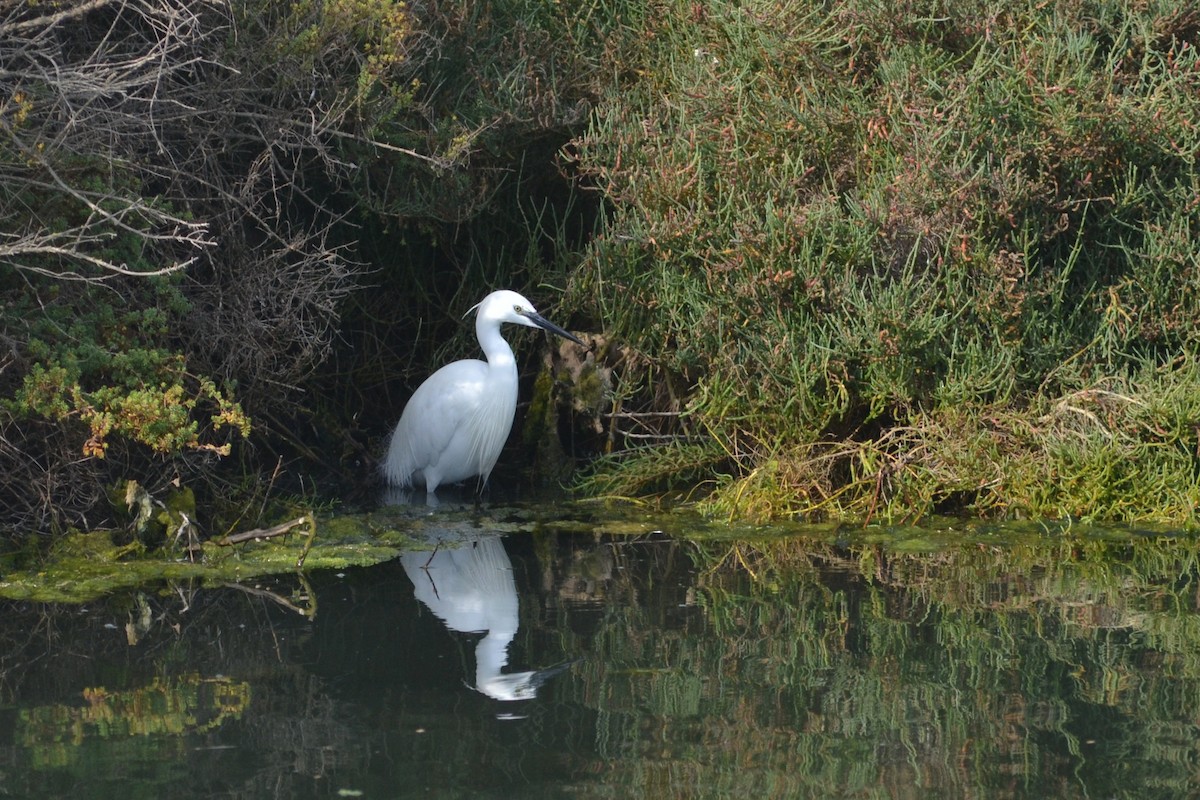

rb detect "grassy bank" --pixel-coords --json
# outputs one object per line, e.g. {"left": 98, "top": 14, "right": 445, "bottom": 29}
{"left": 569, "top": 0, "right": 1200, "bottom": 523}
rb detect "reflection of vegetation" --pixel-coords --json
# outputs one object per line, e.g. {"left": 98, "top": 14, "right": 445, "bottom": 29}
{"left": 17, "top": 674, "right": 249, "bottom": 769}
{"left": 5, "top": 506, "right": 1200, "bottom": 798}
{"left": 0, "top": 575, "right": 373, "bottom": 798}
{"left": 553, "top": 526, "right": 1200, "bottom": 798}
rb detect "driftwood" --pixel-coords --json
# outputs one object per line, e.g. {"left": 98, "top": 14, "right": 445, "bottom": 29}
{"left": 216, "top": 514, "right": 317, "bottom": 569}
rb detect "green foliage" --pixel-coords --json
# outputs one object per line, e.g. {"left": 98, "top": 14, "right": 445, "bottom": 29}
{"left": 325, "top": 0, "right": 621, "bottom": 470}
{"left": 5, "top": 280, "right": 249, "bottom": 460}
{"left": 578, "top": 439, "right": 731, "bottom": 500}
{"left": 258, "top": 0, "right": 415, "bottom": 119}
{"left": 570, "top": 0, "right": 1200, "bottom": 522}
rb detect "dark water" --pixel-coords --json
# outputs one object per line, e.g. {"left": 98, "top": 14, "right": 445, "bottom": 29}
{"left": 2, "top": 509, "right": 1199, "bottom": 799}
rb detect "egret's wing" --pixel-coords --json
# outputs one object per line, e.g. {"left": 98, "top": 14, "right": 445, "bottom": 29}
{"left": 385, "top": 360, "right": 487, "bottom": 485}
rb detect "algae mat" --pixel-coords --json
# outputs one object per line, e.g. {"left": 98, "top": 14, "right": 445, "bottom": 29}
{"left": 0, "top": 500, "right": 682, "bottom": 604}
{"left": 5, "top": 498, "right": 1177, "bottom": 604}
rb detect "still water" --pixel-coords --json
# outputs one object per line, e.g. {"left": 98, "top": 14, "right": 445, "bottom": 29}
{"left": 2, "top": 503, "right": 1199, "bottom": 799}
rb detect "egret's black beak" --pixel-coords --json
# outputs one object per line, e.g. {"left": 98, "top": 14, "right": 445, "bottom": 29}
{"left": 525, "top": 311, "right": 585, "bottom": 347}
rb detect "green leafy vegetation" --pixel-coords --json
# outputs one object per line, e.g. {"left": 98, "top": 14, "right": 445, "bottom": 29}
{"left": 9, "top": 291, "right": 250, "bottom": 459}
{"left": 569, "top": 0, "right": 1200, "bottom": 523}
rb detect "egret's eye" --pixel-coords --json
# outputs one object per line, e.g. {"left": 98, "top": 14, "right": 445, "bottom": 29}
{"left": 514, "top": 305, "right": 525, "bottom": 314}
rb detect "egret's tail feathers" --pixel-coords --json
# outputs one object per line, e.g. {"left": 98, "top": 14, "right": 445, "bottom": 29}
{"left": 382, "top": 425, "right": 416, "bottom": 487}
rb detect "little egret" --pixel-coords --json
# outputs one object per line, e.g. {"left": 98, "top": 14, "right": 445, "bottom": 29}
{"left": 383, "top": 289, "right": 583, "bottom": 494}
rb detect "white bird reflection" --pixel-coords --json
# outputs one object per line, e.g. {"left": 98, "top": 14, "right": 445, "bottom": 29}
{"left": 401, "top": 529, "right": 573, "bottom": 702}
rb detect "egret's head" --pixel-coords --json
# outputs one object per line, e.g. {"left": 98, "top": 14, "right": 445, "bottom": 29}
{"left": 472, "top": 290, "right": 584, "bottom": 346}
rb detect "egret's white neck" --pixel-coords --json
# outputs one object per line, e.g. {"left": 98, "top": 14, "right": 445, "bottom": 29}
{"left": 477, "top": 317, "right": 516, "bottom": 368}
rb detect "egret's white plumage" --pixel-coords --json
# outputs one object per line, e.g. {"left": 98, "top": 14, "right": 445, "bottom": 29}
{"left": 383, "top": 290, "right": 582, "bottom": 494}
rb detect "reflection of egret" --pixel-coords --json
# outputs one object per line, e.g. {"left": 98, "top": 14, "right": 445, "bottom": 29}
{"left": 401, "top": 530, "right": 573, "bottom": 701}
{"left": 383, "top": 290, "right": 584, "bottom": 496}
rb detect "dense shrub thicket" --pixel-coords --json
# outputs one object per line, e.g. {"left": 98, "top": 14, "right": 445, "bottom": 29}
{"left": 3, "top": 0, "right": 1199, "bottom": 534}
{"left": 0, "top": 0, "right": 605, "bottom": 533}
{"left": 570, "top": 0, "right": 1200, "bottom": 523}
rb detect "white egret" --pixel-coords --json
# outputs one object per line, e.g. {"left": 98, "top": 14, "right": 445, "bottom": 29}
{"left": 383, "top": 289, "right": 583, "bottom": 494}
